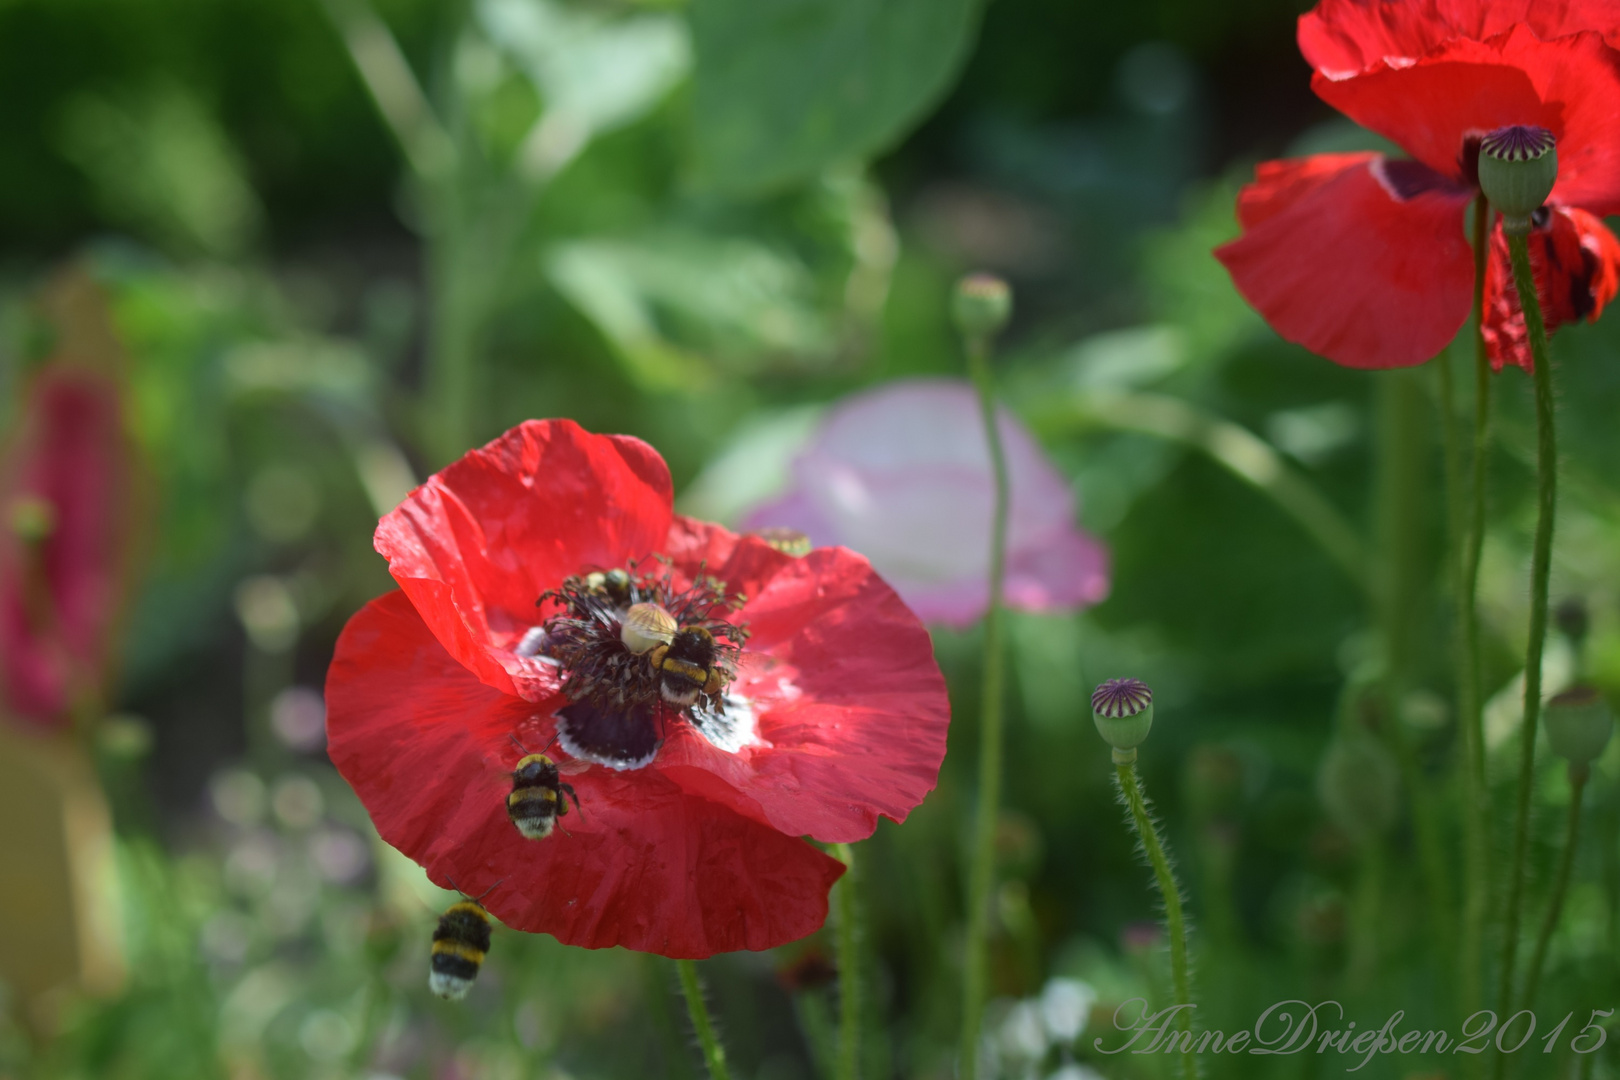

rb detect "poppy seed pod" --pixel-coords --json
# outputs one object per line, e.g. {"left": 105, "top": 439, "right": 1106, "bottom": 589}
{"left": 952, "top": 273, "right": 1012, "bottom": 342}
{"left": 1544, "top": 684, "right": 1614, "bottom": 766}
{"left": 1478, "top": 126, "right": 1557, "bottom": 235}
{"left": 1092, "top": 678, "right": 1154, "bottom": 753}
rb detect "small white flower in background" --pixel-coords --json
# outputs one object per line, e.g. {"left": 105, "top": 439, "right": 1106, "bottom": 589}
{"left": 997, "top": 1003, "right": 1049, "bottom": 1068}
{"left": 1039, "top": 977, "right": 1097, "bottom": 1045}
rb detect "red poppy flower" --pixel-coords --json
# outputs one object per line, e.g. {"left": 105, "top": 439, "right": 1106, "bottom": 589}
{"left": 1215, "top": 0, "right": 1620, "bottom": 370}
{"left": 326, "top": 419, "right": 950, "bottom": 957}
{"left": 1, "top": 279, "right": 138, "bottom": 728}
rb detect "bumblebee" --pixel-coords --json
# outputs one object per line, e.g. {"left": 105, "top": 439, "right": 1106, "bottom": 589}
{"left": 429, "top": 885, "right": 496, "bottom": 1001}
{"left": 506, "top": 738, "right": 582, "bottom": 840}
{"left": 649, "top": 626, "right": 728, "bottom": 706}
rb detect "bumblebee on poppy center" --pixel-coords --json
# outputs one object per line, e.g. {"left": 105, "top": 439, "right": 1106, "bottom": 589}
{"left": 536, "top": 560, "right": 748, "bottom": 769}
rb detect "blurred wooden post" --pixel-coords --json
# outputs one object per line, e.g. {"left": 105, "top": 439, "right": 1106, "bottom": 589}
{"left": 0, "top": 722, "right": 124, "bottom": 1029}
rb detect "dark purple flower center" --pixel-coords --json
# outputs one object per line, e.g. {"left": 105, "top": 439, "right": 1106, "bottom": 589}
{"left": 1092, "top": 677, "right": 1152, "bottom": 718}
{"left": 1480, "top": 125, "right": 1555, "bottom": 163}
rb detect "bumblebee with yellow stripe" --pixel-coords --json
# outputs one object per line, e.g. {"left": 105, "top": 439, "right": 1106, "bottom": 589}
{"left": 429, "top": 880, "right": 499, "bottom": 1001}
{"left": 648, "top": 626, "right": 728, "bottom": 707}
{"left": 507, "top": 735, "right": 583, "bottom": 840}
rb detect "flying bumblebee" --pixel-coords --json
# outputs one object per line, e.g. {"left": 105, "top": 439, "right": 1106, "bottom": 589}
{"left": 429, "top": 881, "right": 498, "bottom": 1001}
{"left": 648, "top": 626, "right": 729, "bottom": 706}
{"left": 506, "top": 736, "right": 583, "bottom": 840}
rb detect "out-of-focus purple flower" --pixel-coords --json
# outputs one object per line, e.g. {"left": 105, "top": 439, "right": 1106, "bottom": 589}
{"left": 739, "top": 377, "right": 1108, "bottom": 627}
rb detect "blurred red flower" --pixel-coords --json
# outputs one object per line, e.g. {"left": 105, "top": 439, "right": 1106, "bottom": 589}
{"left": 326, "top": 420, "right": 950, "bottom": 957}
{"left": 1215, "top": 0, "right": 1620, "bottom": 370}
{"left": 0, "top": 275, "right": 138, "bottom": 727}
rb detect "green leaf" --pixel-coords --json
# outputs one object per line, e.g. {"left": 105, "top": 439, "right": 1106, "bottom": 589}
{"left": 690, "top": 0, "right": 981, "bottom": 195}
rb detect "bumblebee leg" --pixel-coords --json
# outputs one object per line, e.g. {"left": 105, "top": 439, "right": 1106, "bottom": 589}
{"left": 561, "top": 783, "right": 583, "bottom": 821}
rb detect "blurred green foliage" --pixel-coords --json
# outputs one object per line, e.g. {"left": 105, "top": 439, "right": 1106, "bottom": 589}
{"left": 3, "top": 0, "right": 1620, "bottom": 1079}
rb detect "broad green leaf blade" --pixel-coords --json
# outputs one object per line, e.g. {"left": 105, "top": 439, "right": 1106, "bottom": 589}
{"left": 690, "top": 0, "right": 981, "bottom": 195}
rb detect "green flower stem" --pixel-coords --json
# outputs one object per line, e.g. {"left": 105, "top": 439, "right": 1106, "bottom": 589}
{"left": 959, "top": 333, "right": 1011, "bottom": 1080}
{"left": 1494, "top": 231, "right": 1560, "bottom": 1070}
{"left": 676, "top": 960, "right": 732, "bottom": 1080}
{"left": 1375, "top": 370, "right": 1454, "bottom": 965}
{"left": 1520, "top": 765, "right": 1589, "bottom": 1013}
{"left": 1452, "top": 196, "right": 1493, "bottom": 1022}
{"left": 833, "top": 842, "right": 861, "bottom": 1080}
{"left": 1115, "top": 757, "right": 1197, "bottom": 1080}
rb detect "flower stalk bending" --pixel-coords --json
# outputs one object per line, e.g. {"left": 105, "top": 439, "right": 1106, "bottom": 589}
{"left": 956, "top": 273, "right": 1013, "bottom": 1080}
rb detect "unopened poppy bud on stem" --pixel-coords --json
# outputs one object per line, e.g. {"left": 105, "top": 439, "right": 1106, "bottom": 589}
{"left": 1478, "top": 125, "right": 1557, "bottom": 236}
{"left": 952, "top": 273, "right": 1012, "bottom": 343}
{"left": 1544, "top": 684, "right": 1613, "bottom": 769}
{"left": 1092, "top": 678, "right": 1154, "bottom": 763}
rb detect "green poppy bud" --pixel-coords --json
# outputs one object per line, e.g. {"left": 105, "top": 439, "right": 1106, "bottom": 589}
{"left": 1317, "top": 733, "right": 1399, "bottom": 840}
{"left": 1478, "top": 125, "right": 1557, "bottom": 235}
{"left": 1544, "top": 684, "right": 1613, "bottom": 766}
{"left": 1092, "top": 678, "right": 1154, "bottom": 757}
{"left": 952, "top": 273, "right": 1012, "bottom": 342}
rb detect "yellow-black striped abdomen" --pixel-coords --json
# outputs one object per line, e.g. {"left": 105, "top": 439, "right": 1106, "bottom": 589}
{"left": 429, "top": 901, "right": 491, "bottom": 1000}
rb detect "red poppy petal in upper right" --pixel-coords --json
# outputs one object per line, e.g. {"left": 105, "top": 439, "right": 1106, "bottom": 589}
{"left": 1215, "top": 153, "right": 1475, "bottom": 369}
{"left": 1298, "top": 0, "right": 1620, "bottom": 78}
{"left": 374, "top": 419, "right": 673, "bottom": 701}
{"left": 1312, "top": 26, "right": 1620, "bottom": 209}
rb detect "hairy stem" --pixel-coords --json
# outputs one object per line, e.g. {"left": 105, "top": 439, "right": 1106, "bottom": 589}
{"left": 676, "top": 960, "right": 731, "bottom": 1080}
{"left": 959, "top": 335, "right": 1011, "bottom": 1080}
{"left": 1116, "top": 759, "right": 1197, "bottom": 1080}
{"left": 1494, "top": 232, "right": 1559, "bottom": 1078}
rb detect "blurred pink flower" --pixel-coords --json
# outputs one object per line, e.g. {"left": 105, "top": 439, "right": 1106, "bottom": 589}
{"left": 740, "top": 377, "right": 1109, "bottom": 627}
{"left": 0, "top": 273, "right": 139, "bottom": 727}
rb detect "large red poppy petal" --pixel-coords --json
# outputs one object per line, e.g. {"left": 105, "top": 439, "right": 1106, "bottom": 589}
{"left": 1312, "top": 26, "right": 1620, "bottom": 209}
{"left": 1298, "top": 0, "right": 1620, "bottom": 78}
{"left": 1482, "top": 206, "right": 1620, "bottom": 370}
{"left": 326, "top": 590, "right": 844, "bottom": 957}
{"left": 658, "top": 518, "right": 951, "bottom": 844}
{"left": 374, "top": 419, "right": 674, "bottom": 700}
{"left": 1215, "top": 153, "right": 1474, "bottom": 369}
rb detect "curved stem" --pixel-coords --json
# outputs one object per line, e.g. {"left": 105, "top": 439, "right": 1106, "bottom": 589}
{"left": 834, "top": 843, "right": 861, "bottom": 1080}
{"left": 1116, "top": 759, "right": 1197, "bottom": 1080}
{"left": 959, "top": 335, "right": 1011, "bottom": 1080}
{"left": 676, "top": 960, "right": 732, "bottom": 1080}
{"left": 1494, "top": 232, "right": 1559, "bottom": 1074}
{"left": 1455, "top": 196, "right": 1493, "bottom": 1022}
{"left": 1521, "top": 765, "right": 1588, "bottom": 1013}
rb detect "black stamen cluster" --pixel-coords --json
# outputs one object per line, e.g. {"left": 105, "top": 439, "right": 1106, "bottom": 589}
{"left": 537, "top": 560, "right": 748, "bottom": 716}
